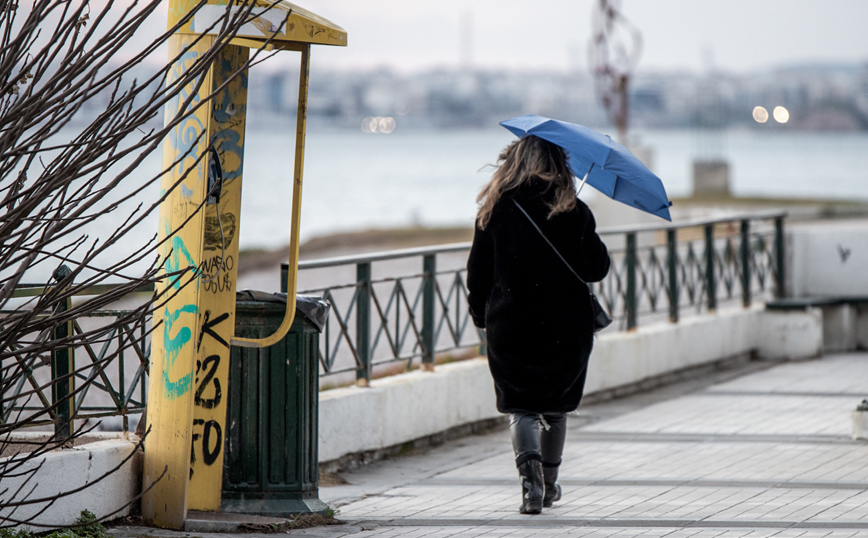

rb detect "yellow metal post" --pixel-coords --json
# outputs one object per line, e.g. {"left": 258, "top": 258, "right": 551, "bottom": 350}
{"left": 142, "top": 1, "right": 345, "bottom": 528}
{"left": 187, "top": 44, "right": 249, "bottom": 511}
{"left": 142, "top": 42, "right": 249, "bottom": 523}
{"left": 142, "top": 32, "right": 216, "bottom": 528}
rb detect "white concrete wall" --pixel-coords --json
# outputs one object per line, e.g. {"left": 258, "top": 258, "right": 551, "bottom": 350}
{"left": 319, "top": 359, "right": 498, "bottom": 463}
{"left": 585, "top": 306, "right": 760, "bottom": 393}
{"left": 0, "top": 439, "right": 139, "bottom": 529}
{"left": 319, "top": 305, "right": 823, "bottom": 465}
{"left": 788, "top": 220, "right": 868, "bottom": 297}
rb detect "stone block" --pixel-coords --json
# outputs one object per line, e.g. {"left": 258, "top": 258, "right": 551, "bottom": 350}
{"left": 823, "top": 304, "right": 857, "bottom": 353}
{"left": 757, "top": 308, "right": 823, "bottom": 360}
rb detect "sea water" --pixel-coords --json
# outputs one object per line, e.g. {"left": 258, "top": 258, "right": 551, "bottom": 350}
{"left": 244, "top": 126, "right": 868, "bottom": 248}
{"left": 11, "top": 125, "right": 868, "bottom": 282}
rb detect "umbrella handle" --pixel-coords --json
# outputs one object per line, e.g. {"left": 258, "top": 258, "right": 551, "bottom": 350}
{"left": 577, "top": 163, "right": 593, "bottom": 196}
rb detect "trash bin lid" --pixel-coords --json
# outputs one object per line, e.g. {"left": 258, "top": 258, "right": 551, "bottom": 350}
{"left": 236, "top": 290, "right": 329, "bottom": 332}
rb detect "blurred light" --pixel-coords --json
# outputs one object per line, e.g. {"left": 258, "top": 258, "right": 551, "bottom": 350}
{"left": 361, "top": 116, "right": 396, "bottom": 134}
{"left": 773, "top": 106, "right": 790, "bottom": 124}
{"left": 752, "top": 106, "right": 769, "bottom": 123}
{"left": 395, "top": 103, "right": 410, "bottom": 116}
{"left": 361, "top": 117, "right": 378, "bottom": 133}
{"left": 379, "top": 117, "right": 396, "bottom": 134}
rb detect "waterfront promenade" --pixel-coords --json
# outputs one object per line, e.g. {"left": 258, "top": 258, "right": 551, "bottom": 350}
{"left": 113, "top": 351, "right": 868, "bottom": 537}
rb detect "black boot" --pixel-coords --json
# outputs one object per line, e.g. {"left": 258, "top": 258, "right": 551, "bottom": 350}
{"left": 517, "top": 459, "right": 544, "bottom": 514}
{"left": 543, "top": 461, "right": 562, "bottom": 507}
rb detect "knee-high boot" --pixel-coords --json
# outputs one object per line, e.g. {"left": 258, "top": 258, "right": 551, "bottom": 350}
{"left": 510, "top": 413, "right": 544, "bottom": 514}
{"left": 542, "top": 461, "right": 561, "bottom": 507}
{"left": 540, "top": 414, "right": 567, "bottom": 507}
{"left": 517, "top": 458, "right": 544, "bottom": 514}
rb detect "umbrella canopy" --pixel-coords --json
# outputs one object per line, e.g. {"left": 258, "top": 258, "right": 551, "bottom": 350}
{"left": 500, "top": 114, "right": 672, "bottom": 221}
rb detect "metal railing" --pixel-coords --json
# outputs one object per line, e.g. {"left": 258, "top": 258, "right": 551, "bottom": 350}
{"left": 287, "top": 210, "right": 786, "bottom": 385}
{"left": 595, "top": 210, "right": 785, "bottom": 329}
{"left": 1, "top": 284, "right": 152, "bottom": 436}
{"left": 284, "top": 243, "right": 483, "bottom": 386}
{"left": 1, "top": 210, "right": 786, "bottom": 430}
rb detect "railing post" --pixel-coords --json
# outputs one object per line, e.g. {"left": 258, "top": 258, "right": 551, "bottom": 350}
{"left": 705, "top": 224, "right": 716, "bottom": 312}
{"left": 667, "top": 229, "right": 678, "bottom": 323}
{"left": 421, "top": 254, "right": 435, "bottom": 372}
{"left": 741, "top": 220, "right": 751, "bottom": 307}
{"left": 626, "top": 232, "right": 637, "bottom": 330}
{"left": 356, "top": 262, "right": 371, "bottom": 387}
{"left": 774, "top": 216, "right": 785, "bottom": 299}
{"left": 116, "top": 326, "right": 131, "bottom": 433}
{"left": 51, "top": 265, "right": 74, "bottom": 443}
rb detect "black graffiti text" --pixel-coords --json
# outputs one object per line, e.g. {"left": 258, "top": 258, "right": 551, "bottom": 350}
{"left": 190, "top": 417, "right": 223, "bottom": 477}
{"left": 200, "top": 254, "right": 234, "bottom": 277}
{"left": 197, "top": 309, "right": 229, "bottom": 351}
{"left": 194, "top": 354, "right": 222, "bottom": 409}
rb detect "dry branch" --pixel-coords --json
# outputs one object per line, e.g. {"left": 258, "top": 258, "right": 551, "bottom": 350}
{"left": 0, "top": 0, "right": 282, "bottom": 526}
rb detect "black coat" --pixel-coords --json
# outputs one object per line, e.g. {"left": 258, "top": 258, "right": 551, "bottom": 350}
{"left": 466, "top": 179, "right": 610, "bottom": 414}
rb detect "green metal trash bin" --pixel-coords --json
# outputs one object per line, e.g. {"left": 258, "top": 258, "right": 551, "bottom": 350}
{"left": 221, "top": 291, "right": 329, "bottom": 516}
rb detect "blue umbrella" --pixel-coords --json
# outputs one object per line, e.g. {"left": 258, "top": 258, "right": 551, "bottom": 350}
{"left": 500, "top": 114, "right": 672, "bottom": 221}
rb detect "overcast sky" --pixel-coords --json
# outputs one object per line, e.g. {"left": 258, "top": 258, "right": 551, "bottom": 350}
{"left": 286, "top": 0, "right": 868, "bottom": 74}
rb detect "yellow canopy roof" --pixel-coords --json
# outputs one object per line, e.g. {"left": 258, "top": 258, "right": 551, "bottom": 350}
{"left": 175, "top": 0, "right": 346, "bottom": 47}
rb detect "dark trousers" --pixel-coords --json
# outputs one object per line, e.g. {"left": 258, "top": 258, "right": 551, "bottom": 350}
{"left": 509, "top": 412, "right": 567, "bottom": 468}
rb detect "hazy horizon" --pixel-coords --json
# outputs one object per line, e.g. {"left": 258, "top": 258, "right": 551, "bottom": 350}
{"left": 295, "top": 0, "right": 868, "bottom": 75}
{"left": 114, "top": 1, "right": 868, "bottom": 77}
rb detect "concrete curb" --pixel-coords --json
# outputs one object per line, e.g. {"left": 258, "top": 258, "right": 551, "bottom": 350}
{"left": 183, "top": 510, "right": 289, "bottom": 532}
{"left": 0, "top": 439, "right": 140, "bottom": 530}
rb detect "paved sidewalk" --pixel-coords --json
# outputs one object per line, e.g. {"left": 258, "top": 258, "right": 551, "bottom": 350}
{"left": 114, "top": 352, "right": 868, "bottom": 537}
{"left": 324, "top": 353, "right": 868, "bottom": 537}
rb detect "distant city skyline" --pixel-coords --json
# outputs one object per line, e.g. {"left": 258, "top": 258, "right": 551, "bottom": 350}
{"left": 288, "top": 0, "right": 868, "bottom": 75}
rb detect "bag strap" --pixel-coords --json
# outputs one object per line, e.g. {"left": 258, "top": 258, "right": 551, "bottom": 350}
{"left": 511, "top": 198, "right": 588, "bottom": 287}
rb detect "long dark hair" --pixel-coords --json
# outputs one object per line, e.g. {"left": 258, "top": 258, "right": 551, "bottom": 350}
{"left": 476, "top": 135, "right": 576, "bottom": 230}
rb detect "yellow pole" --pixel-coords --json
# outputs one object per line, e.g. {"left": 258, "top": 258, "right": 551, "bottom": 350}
{"left": 186, "top": 44, "right": 249, "bottom": 511}
{"left": 142, "top": 39, "right": 250, "bottom": 524}
{"left": 141, "top": 33, "right": 216, "bottom": 528}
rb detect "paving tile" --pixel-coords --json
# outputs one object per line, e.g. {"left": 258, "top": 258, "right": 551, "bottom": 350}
{"left": 579, "top": 395, "right": 854, "bottom": 437}
{"left": 707, "top": 355, "right": 868, "bottom": 395}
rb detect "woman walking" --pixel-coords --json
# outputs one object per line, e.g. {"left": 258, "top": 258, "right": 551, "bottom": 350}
{"left": 467, "top": 134, "right": 610, "bottom": 514}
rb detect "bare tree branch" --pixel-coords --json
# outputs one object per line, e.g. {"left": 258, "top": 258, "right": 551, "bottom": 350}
{"left": 0, "top": 0, "right": 283, "bottom": 526}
